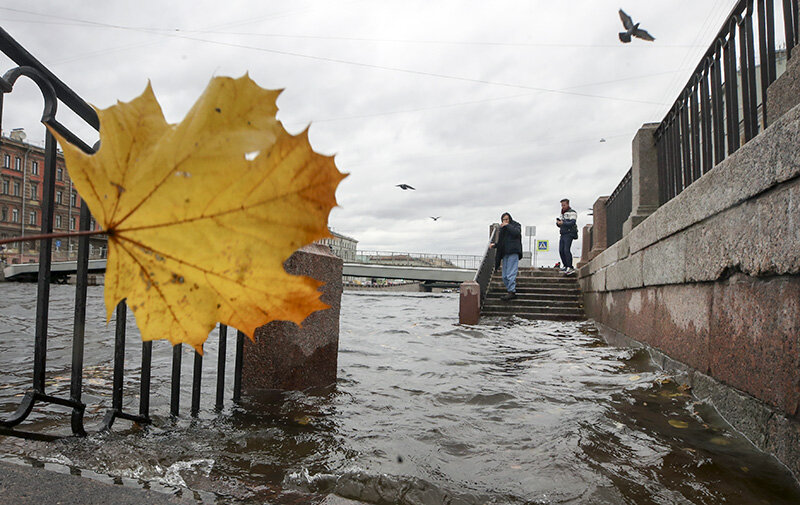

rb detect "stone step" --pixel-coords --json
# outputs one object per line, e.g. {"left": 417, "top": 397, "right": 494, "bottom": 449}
{"left": 489, "top": 277, "right": 580, "bottom": 289}
{"left": 488, "top": 283, "right": 580, "bottom": 294}
{"left": 483, "top": 299, "right": 583, "bottom": 309}
{"left": 480, "top": 310, "right": 586, "bottom": 321}
{"left": 481, "top": 303, "right": 584, "bottom": 314}
{"left": 485, "top": 292, "right": 581, "bottom": 302}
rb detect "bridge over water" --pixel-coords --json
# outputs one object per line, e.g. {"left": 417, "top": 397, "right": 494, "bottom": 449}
{"left": 2, "top": 250, "right": 480, "bottom": 284}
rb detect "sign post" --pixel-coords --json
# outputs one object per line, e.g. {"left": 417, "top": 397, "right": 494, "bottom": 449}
{"left": 524, "top": 226, "right": 536, "bottom": 267}
{"left": 535, "top": 239, "right": 549, "bottom": 269}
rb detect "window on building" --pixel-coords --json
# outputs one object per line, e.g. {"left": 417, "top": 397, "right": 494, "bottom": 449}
{"left": 28, "top": 211, "right": 36, "bottom": 226}
{"left": 1, "top": 207, "right": 6, "bottom": 221}
{"left": 11, "top": 209, "right": 19, "bottom": 223}
{"left": 31, "top": 161, "right": 38, "bottom": 175}
{"left": 70, "top": 192, "right": 77, "bottom": 207}
{"left": 3, "top": 154, "right": 9, "bottom": 168}
{"left": 57, "top": 167, "right": 63, "bottom": 181}
{"left": 90, "top": 218, "right": 96, "bottom": 230}
{"left": 1, "top": 180, "right": 7, "bottom": 194}
{"left": 30, "top": 183, "right": 38, "bottom": 200}
{"left": 56, "top": 191, "right": 62, "bottom": 204}
{"left": 69, "top": 216, "right": 76, "bottom": 230}
{"left": 13, "top": 181, "right": 20, "bottom": 196}
{"left": 14, "top": 157, "right": 21, "bottom": 171}
{"left": 55, "top": 215, "right": 62, "bottom": 229}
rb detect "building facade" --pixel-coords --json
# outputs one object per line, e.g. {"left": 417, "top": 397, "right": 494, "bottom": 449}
{"left": 316, "top": 229, "right": 358, "bottom": 261}
{"left": 0, "top": 131, "right": 106, "bottom": 264}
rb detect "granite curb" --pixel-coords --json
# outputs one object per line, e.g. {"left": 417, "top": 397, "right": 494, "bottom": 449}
{"left": 0, "top": 460, "right": 193, "bottom": 505}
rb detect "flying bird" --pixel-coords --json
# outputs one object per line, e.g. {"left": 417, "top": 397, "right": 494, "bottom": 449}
{"left": 430, "top": 216, "right": 440, "bottom": 221}
{"left": 396, "top": 184, "right": 415, "bottom": 190}
{"left": 599, "top": 138, "right": 607, "bottom": 143}
{"left": 618, "top": 9, "right": 655, "bottom": 43}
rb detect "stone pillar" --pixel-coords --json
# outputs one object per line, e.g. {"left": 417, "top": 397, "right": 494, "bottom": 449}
{"left": 623, "top": 123, "right": 660, "bottom": 236}
{"left": 767, "top": 51, "right": 800, "bottom": 125}
{"left": 589, "top": 196, "right": 609, "bottom": 260}
{"left": 242, "top": 244, "right": 342, "bottom": 391}
{"left": 459, "top": 281, "right": 480, "bottom": 325}
{"left": 576, "top": 224, "right": 592, "bottom": 268}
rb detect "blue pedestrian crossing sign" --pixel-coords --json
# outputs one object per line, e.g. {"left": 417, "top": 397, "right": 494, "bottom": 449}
{"left": 536, "top": 240, "right": 549, "bottom": 252}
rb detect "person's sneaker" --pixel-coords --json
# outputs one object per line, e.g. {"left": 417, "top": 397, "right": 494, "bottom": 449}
{"left": 565, "top": 267, "right": 576, "bottom": 276}
{"left": 501, "top": 291, "right": 516, "bottom": 301}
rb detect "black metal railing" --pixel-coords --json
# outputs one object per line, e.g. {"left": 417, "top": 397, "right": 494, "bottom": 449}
{"left": 473, "top": 225, "right": 499, "bottom": 308}
{"left": 605, "top": 169, "right": 632, "bottom": 247}
{"left": 0, "top": 28, "right": 243, "bottom": 440}
{"left": 655, "top": 0, "right": 799, "bottom": 204}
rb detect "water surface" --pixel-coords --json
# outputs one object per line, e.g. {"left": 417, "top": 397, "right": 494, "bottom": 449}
{"left": 0, "top": 284, "right": 798, "bottom": 504}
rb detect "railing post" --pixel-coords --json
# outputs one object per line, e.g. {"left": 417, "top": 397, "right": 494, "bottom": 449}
{"left": 577, "top": 224, "right": 593, "bottom": 268}
{"left": 766, "top": 45, "right": 800, "bottom": 125}
{"left": 589, "top": 197, "right": 609, "bottom": 259}
{"left": 623, "top": 123, "right": 661, "bottom": 236}
{"left": 458, "top": 281, "right": 481, "bottom": 325}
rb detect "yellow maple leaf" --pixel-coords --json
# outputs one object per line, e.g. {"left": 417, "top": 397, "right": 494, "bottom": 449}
{"left": 50, "top": 75, "right": 347, "bottom": 353}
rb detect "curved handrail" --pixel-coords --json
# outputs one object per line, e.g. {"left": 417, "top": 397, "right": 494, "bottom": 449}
{"left": 473, "top": 224, "right": 499, "bottom": 308}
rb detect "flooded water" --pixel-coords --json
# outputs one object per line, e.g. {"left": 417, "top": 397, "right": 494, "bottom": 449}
{"left": 1, "top": 283, "right": 799, "bottom": 504}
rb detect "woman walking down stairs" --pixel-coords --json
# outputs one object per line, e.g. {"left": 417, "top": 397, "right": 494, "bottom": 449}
{"left": 480, "top": 267, "right": 585, "bottom": 321}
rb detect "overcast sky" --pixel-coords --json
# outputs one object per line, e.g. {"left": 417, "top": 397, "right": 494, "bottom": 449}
{"left": 0, "top": 0, "right": 738, "bottom": 264}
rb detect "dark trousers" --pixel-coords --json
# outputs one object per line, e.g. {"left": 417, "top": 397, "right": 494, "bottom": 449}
{"left": 559, "top": 235, "right": 574, "bottom": 268}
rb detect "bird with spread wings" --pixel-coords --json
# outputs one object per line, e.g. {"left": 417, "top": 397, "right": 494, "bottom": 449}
{"left": 618, "top": 9, "right": 655, "bottom": 43}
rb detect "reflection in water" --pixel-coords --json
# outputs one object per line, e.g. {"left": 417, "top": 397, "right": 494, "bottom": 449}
{"left": 0, "top": 285, "right": 799, "bottom": 504}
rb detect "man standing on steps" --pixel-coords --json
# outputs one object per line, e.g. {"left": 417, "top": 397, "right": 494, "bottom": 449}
{"left": 490, "top": 212, "right": 522, "bottom": 300}
{"left": 556, "top": 199, "right": 579, "bottom": 275}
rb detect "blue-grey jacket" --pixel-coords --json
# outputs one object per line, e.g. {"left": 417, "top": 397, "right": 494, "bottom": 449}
{"left": 558, "top": 208, "right": 578, "bottom": 238}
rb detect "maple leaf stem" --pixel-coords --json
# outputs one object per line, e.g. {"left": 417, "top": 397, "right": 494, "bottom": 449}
{"left": 0, "top": 230, "right": 107, "bottom": 247}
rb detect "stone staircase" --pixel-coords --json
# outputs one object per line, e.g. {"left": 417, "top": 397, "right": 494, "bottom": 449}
{"left": 480, "top": 267, "right": 585, "bottom": 321}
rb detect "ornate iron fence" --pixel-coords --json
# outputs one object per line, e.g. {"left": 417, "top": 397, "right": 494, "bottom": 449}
{"left": 605, "top": 169, "right": 632, "bottom": 247}
{"left": 0, "top": 28, "right": 243, "bottom": 441}
{"left": 656, "top": 0, "right": 799, "bottom": 204}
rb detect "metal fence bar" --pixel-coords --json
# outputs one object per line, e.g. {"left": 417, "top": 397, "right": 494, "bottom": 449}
{"left": 139, "top": 341, "right": 152, "bottom": 418}
{"left": 757, "top": 0, "right": 777, "bottom": 127}
{"left": 689, "top": 86, "right": 702, "bottom": 182}
{"left": 233, "top": 331, "right": 244, "bottom": 402}
{"left": 699, "top": 65, "right": 714, "bottom": 175}
{"left": 170, "top": 344, "right": 182, "bottom": 416}
{"left": 191, "top": 350, "right": 202, "bottom": 417}
{"left": 215, "top": 324, "right": 227, "bottom": 410}
{"left": 68, "top": 203, "right": 91, "bottom": 436}
{"left": 784, "top": 0, "right": 797, "bottom": 57}
{"left": 740, "top": 5, "right": 759, "bottom": 142}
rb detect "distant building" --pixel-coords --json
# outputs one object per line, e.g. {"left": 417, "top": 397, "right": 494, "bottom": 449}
{"left": 0, "top": 130, "right": 107, "bottom": 264}
{"left": 317, "top": 229, "right": 357, "bottom": 261}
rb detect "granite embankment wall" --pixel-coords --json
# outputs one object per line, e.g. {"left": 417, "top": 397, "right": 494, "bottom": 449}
{"left": 579, "top": 55, "right": 800, "bottom": 476}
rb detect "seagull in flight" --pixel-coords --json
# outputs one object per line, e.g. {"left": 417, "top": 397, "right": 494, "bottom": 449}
{"left": 430, "top": 216, "right": 441, "bottom": 221}
{"left": 396, "top": 184, "right": 415, "bottom": 190}
{"left": 618, "top": 9, "right": 655, "bottom": 43}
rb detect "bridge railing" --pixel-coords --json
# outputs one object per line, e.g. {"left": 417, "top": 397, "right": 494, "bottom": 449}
{"left": 655, "top": 0, "right": 798, "bottom": 204}
{"left": 0, "top": 28, "right": 243, "bottom": 441}
{"left": 353, "top": 250, "right": 483, "bottom": 270}
{"left": 473, "top": 225, "right": 499, "bottom": 307}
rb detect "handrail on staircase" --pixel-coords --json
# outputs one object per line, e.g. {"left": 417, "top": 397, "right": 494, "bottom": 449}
{"left": 473, "top": 224, "right": 499, "bottom": 308}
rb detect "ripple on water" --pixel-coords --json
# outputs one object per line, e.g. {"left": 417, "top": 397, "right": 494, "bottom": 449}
{"left": 1, "top": 286, "right": 800, "bottom": 504}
